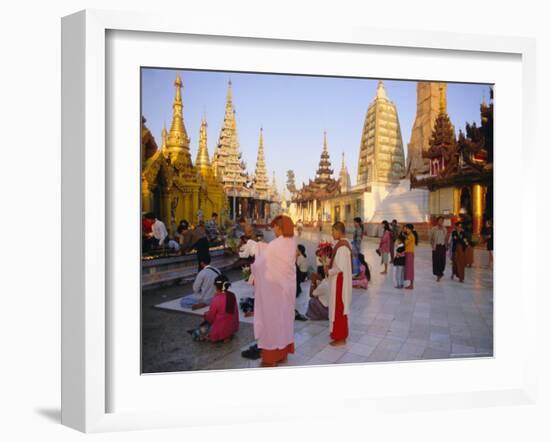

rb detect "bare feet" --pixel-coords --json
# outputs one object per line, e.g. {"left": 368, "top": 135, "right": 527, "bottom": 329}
{"left": 380, "top": 271, "right": 387, "bottom": 275}
{"left": 244, "top": 311, "right": 254, "bottom": 317}
{"left": 436, "top": 276, "right": 441, "bottom": 282}
{"left": 404, "top": 285, "right": 414, "bottom": 290}
{"left": 329, "top": 339, "right": 347, "bottom": 347}
{"left": 260, "top": 361, "right": 277, "bottom": 368}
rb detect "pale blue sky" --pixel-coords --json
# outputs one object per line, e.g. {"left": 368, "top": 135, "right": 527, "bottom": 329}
{"left": 141, "top": 68, "right": 491, "bottom": 193}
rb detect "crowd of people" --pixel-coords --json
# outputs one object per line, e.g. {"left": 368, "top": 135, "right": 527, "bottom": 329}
{"left": 180, "top": 213, "right": 493, "bottom": 368}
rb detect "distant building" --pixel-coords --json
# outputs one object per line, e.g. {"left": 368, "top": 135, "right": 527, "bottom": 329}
{"left": 288, "top": 81, "right": 428, "bottom": 235}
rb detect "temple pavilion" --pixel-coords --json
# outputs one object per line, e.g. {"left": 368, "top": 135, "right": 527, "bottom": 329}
{"left": 411, "top": 86, "right": 493, "bottom": 237}
{"left": 141, "top": 73, "right": 225, "bottom": 234}
{"left": 292, "top": 130, "right": 340, "bottom": 223}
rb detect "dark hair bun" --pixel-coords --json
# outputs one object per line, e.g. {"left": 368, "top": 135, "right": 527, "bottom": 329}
{"left": 214, "top": 274, "right": 231, "bottom": 291}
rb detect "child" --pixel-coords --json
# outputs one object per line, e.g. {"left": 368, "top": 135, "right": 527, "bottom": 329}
{"left": 393, "top": 234, "right": 406, "bottom": 289}
{"left": 189, "top": 274, "right": 239, "bottom": 343}
{"left": 352, "top": 253, "right": 370, "bottom": 289}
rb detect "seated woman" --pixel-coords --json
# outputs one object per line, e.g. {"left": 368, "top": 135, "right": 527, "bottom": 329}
{"left": 352, "top": 253, "right": 370, "bottom": 289}
{"left": 189, "top": 274, "right": 239, "bottom": 343}
{"left": 305, "top": 273, "right": 329, "bottom": 320}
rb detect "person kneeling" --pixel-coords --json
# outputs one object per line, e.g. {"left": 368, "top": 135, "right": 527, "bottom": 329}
{"left": 306, "top": 273, "right": 329, "bottom": 320}
{"left": 189, "top": 275, "right": 239, "bottom": 343}
{"left": 352, "top": 253, "right": 370, "bottom": 290}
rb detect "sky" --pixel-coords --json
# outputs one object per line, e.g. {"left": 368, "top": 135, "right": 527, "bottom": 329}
{"left": 141, "top": 68, "right": 491, "bottom": 195}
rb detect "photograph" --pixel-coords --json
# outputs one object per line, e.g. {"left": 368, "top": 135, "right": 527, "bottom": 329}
{"left": 140, "top": 68, "right": 494, "bottom": 373}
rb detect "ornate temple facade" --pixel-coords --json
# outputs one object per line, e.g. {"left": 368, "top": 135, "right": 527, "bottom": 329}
{"left": 141, "top": 73, "right": 225, "bottom": 234}
{"left": 411, "top": 90, "right": 493, "bottom": 237}
{"left": 292, "top": 131, "right": 340, "bottom": 222}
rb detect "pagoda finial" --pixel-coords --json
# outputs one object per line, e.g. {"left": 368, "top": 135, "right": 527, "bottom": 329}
{"left": 227, "top": 79, "right": 233, "bottom": 104}
{"left": 259, "top": 127, "right": 264, "bottom": 148}
{"left": 323, "top": 129, "right": 327, "bottom": 152}
{"left": 376, "top": 80, "right": 387, "bottom": 99}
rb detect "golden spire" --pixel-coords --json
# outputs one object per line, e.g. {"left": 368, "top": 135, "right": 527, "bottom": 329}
{"left": 166, "top": 72, "right": 191, "bottom": 155}
{"left": 323, "top": 129, "right": 328, "bottom": 152}
{"left": 438, "top": 82, "right": 447, "bottom": 114}
{"left": 254, "top": 127, "right": 269, "bottom": 196}
{"left": 195, "top": 117, "right": 211, "bottom": 170}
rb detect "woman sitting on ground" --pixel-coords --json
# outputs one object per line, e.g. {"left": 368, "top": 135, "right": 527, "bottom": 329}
{"left": 352, "top": 253, "right": 371, "bottom": 289}
{"left": 306, "top": 272, "right": 329, "bottom": 320}
{"left": 189, "top": 274, "right": 239, "bottom": 343}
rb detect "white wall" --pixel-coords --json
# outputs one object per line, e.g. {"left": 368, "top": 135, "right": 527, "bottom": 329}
{"left": 0, "top": 1, "right": 548, "bottom": 440}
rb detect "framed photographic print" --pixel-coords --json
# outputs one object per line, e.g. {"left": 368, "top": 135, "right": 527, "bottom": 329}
{"left": 62, "top": 9, "right": 537, "bottom": 433}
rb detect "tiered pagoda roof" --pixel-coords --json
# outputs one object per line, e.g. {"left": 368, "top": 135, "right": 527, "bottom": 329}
{"left": 293, "top": 130, "right": 340, "bottom": 202}
{"left": 316, "top": 130, "right": 334, "bottom": 185}
{"left": 252, "top": 128, "right": 270, "bottom": 200}
{"left": 411, "top": 88, "right": 493, "bottom": 190}
{"left": 211, "top": 80, "right": 249, "bottom": 195}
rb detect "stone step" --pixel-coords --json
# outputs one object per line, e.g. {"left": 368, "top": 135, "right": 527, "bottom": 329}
{"left": 142, "top": 254, "right": 240, "bottom": 291}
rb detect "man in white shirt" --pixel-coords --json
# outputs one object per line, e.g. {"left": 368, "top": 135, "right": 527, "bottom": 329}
{"left": 180, "top": 256, "right": 221, "bottom": 310}
{"left": 150, "top": 215, "right": 168, "bottom": 246}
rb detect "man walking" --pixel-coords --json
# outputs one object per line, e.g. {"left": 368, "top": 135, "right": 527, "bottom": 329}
{"left": 429, "top": 216, "right": 449, "bottom": 282}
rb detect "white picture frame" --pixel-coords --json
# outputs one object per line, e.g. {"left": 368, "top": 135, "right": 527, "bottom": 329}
{"left": 61, "top": 9, "right": 537, "bottom": 433}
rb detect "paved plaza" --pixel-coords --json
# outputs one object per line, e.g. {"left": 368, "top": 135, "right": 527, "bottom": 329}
{"left": 142, "top": 229, "right": 493, "bottom": 372}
